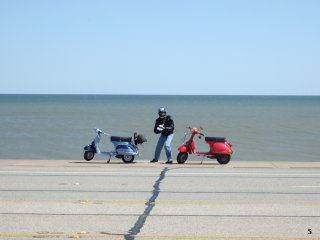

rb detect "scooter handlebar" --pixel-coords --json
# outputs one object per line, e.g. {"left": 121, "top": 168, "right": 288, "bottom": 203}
{"left": 185, "top": 127, "right": 204, "bottom": 135}
{"left": 94, "top": 128, "right": 109, "bottom": 135}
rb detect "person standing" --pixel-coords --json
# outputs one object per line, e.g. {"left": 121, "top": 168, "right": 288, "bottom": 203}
{"left": 150, "top": 107, "right": 174, "bottom": 164}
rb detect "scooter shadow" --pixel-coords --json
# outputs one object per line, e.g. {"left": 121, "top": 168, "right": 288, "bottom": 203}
{"left": 181, "top": 162, "right": 221, "bottom": 166}
{"left": 71, "top": 161, "right": 139, "bottom": 165}
{"left": 71, "top": 161, "right": 221, "bottom": 166}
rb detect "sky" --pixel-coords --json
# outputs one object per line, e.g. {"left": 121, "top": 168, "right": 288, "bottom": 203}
{"left": 0, "top": 0, "right": 319, "bottom": 95}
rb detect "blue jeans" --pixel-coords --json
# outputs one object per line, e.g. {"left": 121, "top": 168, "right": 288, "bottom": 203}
{"left": 154, "top": 134, "right": 174, "bottom": 161}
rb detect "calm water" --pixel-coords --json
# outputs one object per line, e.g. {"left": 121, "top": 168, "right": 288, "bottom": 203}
{"left": 0, "top": 94, "right": 319, "bottom": 162}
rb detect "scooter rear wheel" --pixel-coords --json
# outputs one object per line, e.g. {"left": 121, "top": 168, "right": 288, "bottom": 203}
{"left": 217, "top": 154, "right": 231, "bottom": 164}
{"left": 177, "top": 152, "right": 188, "bottom": 164}
{"left": 122, "top": 155, "right": 135, "bottom": 163}
{"left": 84, "top": 151, "right": 95, "bottom": 161}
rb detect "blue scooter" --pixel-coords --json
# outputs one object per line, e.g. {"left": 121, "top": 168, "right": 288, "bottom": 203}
{"left": 83, "top": 128, "right": 147, "bottom": 163}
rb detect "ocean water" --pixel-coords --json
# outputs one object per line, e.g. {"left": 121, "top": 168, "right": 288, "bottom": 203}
{"left": 0, "top": 94, "right": 319, "bottom": 162}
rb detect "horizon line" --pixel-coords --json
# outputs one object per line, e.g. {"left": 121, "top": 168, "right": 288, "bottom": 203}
{"left": 0, "top": 93, "right": 319, "bottom": 97}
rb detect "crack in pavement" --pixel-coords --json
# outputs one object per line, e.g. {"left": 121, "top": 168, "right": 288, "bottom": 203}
{"left": 125, "top": 167, "right": 170, "bottom": 240}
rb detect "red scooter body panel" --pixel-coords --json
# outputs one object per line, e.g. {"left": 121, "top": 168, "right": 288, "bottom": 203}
{"left": 207, "top": 141, "right": 233, "bottom": 154}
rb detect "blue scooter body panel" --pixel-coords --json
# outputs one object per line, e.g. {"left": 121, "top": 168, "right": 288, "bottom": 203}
{"left": 115, "top": 142, "right": 137, "bottom": 155}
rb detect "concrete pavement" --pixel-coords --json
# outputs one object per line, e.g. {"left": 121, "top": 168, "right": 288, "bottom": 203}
{"left": 0, "top": 159, "right": 320, "bottom": 239}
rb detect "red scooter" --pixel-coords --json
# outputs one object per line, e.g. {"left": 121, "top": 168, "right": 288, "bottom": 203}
{"left": 177, "top": 127, "right": 233, "bottom": 164}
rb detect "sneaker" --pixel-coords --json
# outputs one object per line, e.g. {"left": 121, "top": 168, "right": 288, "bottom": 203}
{"left": 150, "top": 159, "right": 158, "bottom": 163}
{"left": 165, "top": 160, "right": 173, "bottom": 164}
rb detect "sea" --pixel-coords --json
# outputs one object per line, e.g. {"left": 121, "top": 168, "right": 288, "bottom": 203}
{"left": 0, "top": 94, "right": 319, "bottom": 162}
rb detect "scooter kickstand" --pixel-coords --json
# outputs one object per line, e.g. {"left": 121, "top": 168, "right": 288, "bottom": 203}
{"left": 107, "top": 156, "right": 111, "bottom": 163}
{"left": 201, "top": 156, "right": 205, "bottom": 164}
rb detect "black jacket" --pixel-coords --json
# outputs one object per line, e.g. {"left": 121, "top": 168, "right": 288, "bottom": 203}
{"left": 154, "top": 115, "right": 174, "bottom": 136}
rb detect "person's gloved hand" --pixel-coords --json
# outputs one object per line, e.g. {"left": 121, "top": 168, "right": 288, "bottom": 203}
{"left": 157, "top": 124, "right": 165, "bottom": 131}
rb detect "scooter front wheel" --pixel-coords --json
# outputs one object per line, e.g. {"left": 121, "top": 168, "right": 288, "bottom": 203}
{"left": 122, "top": 155, "right": 135, "bottom": 163}
{"left": 84, "top": 151, "right": 95, "bottom": 161}
{"left": 177, "top": 152, "right": 188, "bottom": 164}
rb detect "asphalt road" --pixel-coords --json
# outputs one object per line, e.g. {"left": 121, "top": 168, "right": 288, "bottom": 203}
{"left": 0, "top": 161, "right": 320, "bottom": 239}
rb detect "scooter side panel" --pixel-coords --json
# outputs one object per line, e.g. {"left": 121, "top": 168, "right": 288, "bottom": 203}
{"left": 115, "top": 143, "right": 138, "bottom": 155}
{"left": 209, "top": 142, "right": 233, "bottom": 154}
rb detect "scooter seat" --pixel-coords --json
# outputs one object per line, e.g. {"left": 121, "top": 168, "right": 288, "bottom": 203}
{"left": 205, "top": 137, "right": 226, "bottom": 142}
{"left": 110, "top": 136, "right": 132, "bottom": 142}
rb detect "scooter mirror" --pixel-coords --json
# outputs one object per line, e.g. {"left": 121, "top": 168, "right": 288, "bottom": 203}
{"left": 200, "top": 126, "right": 204, "bottom": 130}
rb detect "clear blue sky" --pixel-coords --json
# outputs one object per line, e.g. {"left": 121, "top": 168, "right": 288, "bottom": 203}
{"left": 0, "top": 0, "right": 319, "bottom": 95}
